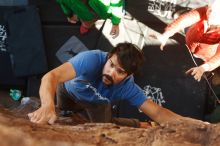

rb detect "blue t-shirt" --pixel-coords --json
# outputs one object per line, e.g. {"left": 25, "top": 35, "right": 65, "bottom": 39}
{"left": 64, "top": 50, "right": 149, "bottom": 107}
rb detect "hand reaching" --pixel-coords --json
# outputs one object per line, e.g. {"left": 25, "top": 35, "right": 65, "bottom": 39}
{"left": 185, "top": 66, "right": 206, "bottom": 82}
{"left": 28, "top": 105, "right": 57, "bottom": 124}
{"left": 110, "top": 24, "right": 119, "bottom": 39}
{"left": 158, "top": 35, "right": 169, "bottom": 50}
{"left": 149, "top": 34, "right": 169, "bottom": 50}
{"left": 67, "top": 15, "right": 78, "bottom": 24}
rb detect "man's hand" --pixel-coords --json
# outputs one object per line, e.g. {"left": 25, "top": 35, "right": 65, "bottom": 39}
{"left": 185, "top": 65, "right": 207, "bottom": 82}
{"left": 110, "top": 24, "right": 119, "bottom": 39}
{"left": 28, "top": 105, "right": 57, "bottom": 124}
{"left": 149, "top": 34, "right": 169, "bottom": 50}
{"left": 158, "top": 35, "right": 169, "bottom": 50}
{"left": 67, "top": 15, "right": 78, "bottom": 24}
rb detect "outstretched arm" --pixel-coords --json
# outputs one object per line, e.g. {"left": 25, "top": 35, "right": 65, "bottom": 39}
{"left": 186, "top": 43, "right": 220, "bottom": 82}
{"left": 28, "top": 62, "right": 76, "bottom": 124}
{"left": 110, "top": 24, "right": 120, "bottom": 39}
{"left": 139, "top": 99, "right": 181, "bottom": 124}
{"left": 159, "top": 6, "right": 207, "bottom": 50}
{"left": 110, "top": 0, "right": 123, "bottom": 38}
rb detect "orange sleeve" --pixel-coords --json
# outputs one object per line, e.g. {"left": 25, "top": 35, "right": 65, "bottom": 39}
{"left": 163, "top": 6, "right": 207, "bottom": 38}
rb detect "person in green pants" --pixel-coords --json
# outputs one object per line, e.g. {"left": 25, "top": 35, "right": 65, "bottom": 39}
{"left": 57, "top": 0, "right": 123, "bottom": 38}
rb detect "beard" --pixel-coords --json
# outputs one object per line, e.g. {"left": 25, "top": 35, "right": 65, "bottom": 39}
{"left": 102, "top": 74, "right": 114, "bottom": 85}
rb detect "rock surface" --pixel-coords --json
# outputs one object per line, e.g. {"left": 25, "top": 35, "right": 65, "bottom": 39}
{"left": 1, "top": 102, "right": 220, "bottom": 146}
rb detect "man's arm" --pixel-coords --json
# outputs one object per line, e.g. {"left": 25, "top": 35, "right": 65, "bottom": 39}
{"left": 204, "top": 44, "right": 220, "bottom": 71}
{"left": 159, "top": 6, "right": 207, "bottom": 50}
{"left": 139, "top": 99, "right": 181, "bottom": 124}
{"left": 28, "top": 62, "right": 76, "bottom": 124}
{"left": 185, "top": 44, "right": 220, "bottom": 82}
{"left": 110, "top": 0, "right": 123, "bottom": 38}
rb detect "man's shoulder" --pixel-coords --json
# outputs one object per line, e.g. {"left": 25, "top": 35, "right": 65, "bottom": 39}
{"left": 79, "top": 49, "right": 107, "bottom": 57}
{"left": 69, "top": 50, "right": 107, "bottom": 60}
{"left": 119, "top": 75, "right": 136, "bottom": 88}
{"left": 91, "top": 49, "right": 107, "bottom": 55}
{"left": 69, "top": 49, "right": 108, "bottom": 69}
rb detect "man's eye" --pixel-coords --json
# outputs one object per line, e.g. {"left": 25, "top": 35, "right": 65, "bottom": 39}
{"left": 110, "top": 63, "right": 114, "bottom": 67}
{"left": 117, "top": 70, "right": 125, "bottom": 75}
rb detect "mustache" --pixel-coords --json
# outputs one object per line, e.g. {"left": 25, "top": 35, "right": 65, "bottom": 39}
{"left": 102, "top": 74, "right": 114, "bottom": 84}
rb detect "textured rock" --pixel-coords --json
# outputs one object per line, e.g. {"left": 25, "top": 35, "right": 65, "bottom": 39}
{"left": 0, "top": 106, "right": 220, "bottom": 146}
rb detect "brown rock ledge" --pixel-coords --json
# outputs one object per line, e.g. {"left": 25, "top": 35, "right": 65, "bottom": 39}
{"left": 0, "top": 106, "right": 220, "bottom": 146}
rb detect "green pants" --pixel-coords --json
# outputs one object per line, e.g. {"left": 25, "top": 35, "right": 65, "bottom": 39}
{"left": 57, "top": 0, "right": 122, "bottom": 24}
{"left": 57, "top": 0, "right": 108, "bottom": 21}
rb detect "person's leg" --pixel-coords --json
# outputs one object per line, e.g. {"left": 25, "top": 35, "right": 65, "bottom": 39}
{"left": 84, "top": 102, "right": 150, "bottom": 128}
{"left": 112, "top": 117, "right": 140, "bottom": 128}
{"left": 112, "top": 117, "right": 154, "bottom": 128}
{"left": 56, "top": 84, "right": 150, "bottom": 127}
{"left": 56, "top": 83, "right": 110, "bottom": 121}
{"left": 88, "top": 0, "right": 110, "bottom": 20}
{"left": 57, "top": 0, "right": 98, "bottom": 34}
{"left": 78, "top": 0, "right": 113, "bottom": 34}
{"left": 58, "top": 0, "right": 95, "bottom": 21}
{"left": 56, "top": 83, "right": 84, "bottom": 111}
{"left": 84, "top": 102, "right": 112, "bottom": 123}
{"left": 80, "top": 18, "right": 98, "bottom": 34}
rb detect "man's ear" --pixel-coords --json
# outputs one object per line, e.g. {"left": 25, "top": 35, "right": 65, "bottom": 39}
{"left": 126, "top": 73, "right": 133, "bottom": 79}
{"left": 108, "top": 52, "right": 114, "bottom": 59}
{"left": 107, "top": 53, "right": 110, "bottom": 59}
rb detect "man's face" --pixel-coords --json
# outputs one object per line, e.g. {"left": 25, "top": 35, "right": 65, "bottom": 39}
{"left": 102, "top": 54, "right": 128, "bottom": 85}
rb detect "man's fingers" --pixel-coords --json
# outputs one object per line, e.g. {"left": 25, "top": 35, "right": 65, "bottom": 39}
{"left": 110, "top": 30, "right": 116, "bottom": 35}
{"left": 204, "top": 121, "right": 210, "bottom": 125}
{"left": 112, "top": 32, "right": 119, "bottom": 39}
{"left": 191, "top": 69, "right": 197, "bottom": 76}
{"left": 110, "top": 30, "right": 119, "bottom": 39}
{"left": 186, "top": 68, "right": 197, "bottom": 76}
{"left": 195, "top": 73, "right": 202, "bottom": 82}
{"left": 35, "top": 116, "right": 49, "bottom": 124}
{"left": 28, "top": 113, "right": 33, "bottom": 119}
{"left": 160, "top": 44, "right": 164, "bottom": 50}
{"left": 30, "top": 115, "right": 38, "bottom": 123}
{"left": 185, "top": 68, "right": 193, "bottom": 75}
{"left": 28, "top": 112, "right": 37, "bottom": 122}
{"left": 48, "top": 114, "right": 57, "bottom": 125}
{"left": 28, "top": 110, "right": 42, "bottom": 123}
{"left": 186, "top": 68, "right": 202, "bottom": 82}
{"left": 194, "top": 75, "right": 198, "bottom": 81}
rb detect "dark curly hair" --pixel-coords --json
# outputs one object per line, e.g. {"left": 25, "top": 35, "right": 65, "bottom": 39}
{"left": 108, "top": 42, "right": 145, "bottom": 75}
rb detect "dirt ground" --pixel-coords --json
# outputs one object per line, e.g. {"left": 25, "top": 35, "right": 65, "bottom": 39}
{"left": 0, "top": 97, "right": 220, "bottom": 146}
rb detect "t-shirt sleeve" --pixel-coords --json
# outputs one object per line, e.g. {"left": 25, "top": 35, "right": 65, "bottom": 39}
{"left": 68, "top": 50, "right": 103, "bottom": 77}
{"left": 121, "top": 83, "right": 149, "bottom": 108}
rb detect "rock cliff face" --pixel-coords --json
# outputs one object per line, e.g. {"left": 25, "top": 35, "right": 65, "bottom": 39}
{"left": 0, "top": 105, "right": 220, "bottom": 146}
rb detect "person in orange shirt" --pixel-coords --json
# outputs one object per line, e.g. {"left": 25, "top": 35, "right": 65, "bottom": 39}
{"left": 157, "top": 0, "right": 220, "bottom": 85}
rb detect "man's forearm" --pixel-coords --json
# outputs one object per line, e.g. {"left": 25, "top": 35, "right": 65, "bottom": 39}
{"left": 39, "top": 73, "right": 57, "bottom": 107}
{"left": 205, "top": 53, "right": 220, "bottom": 71}
{"left": 140, "top": 100, "right": 182, "bottom": 125}
{"left": 156, "top": 107, "right": 182, "bottom": 124}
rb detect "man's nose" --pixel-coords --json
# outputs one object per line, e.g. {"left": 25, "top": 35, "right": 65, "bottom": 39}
{"left": 109, "top": 68, "right": 116, "bottom": 77}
